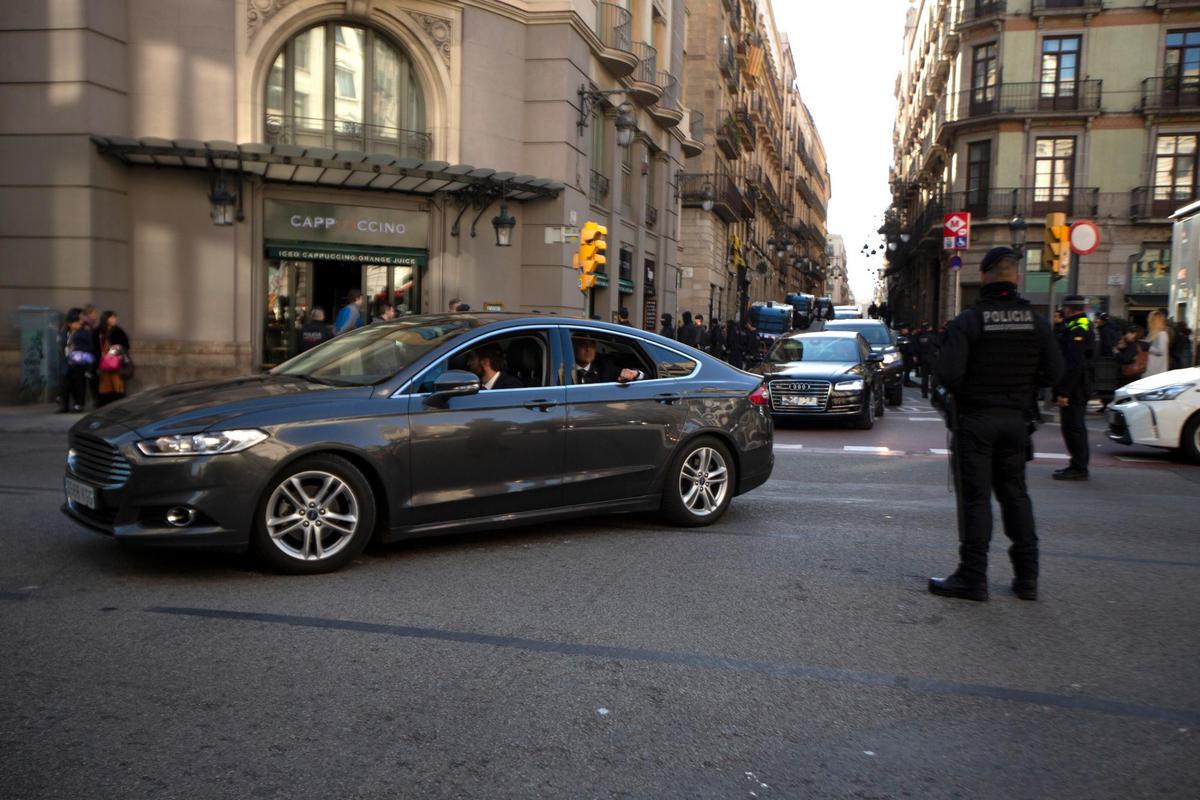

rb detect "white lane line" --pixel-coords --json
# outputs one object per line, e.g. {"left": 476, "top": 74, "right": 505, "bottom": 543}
{"left": 774, "top": 444, "right": 804, "bottom": 451}
{"left": 907, "top": 417, "right": 941, "bottom": 422}
{"left": 1033, "top": 452, "right": 1071, "bottom": 460}
{"left": 844, "top": 446, "right": 893, "bottom": 453}
{"left": 929, "top": 448, "right": 950, "bottom": 455}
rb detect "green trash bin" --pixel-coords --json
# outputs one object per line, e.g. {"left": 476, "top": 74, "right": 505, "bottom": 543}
{"left": 18, "top": 305, "right": 63, "bottom": 403}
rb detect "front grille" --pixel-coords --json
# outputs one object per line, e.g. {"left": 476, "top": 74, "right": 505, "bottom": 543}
{"left": 1107, "top": 410, "right": 1128, "bottom": 438}
{"left": 70, "top": 434, "right": 132, "bottom": 488}
{"left": 769, "top": 379, "right": 831, "bottom": 412}
{"left": 68, "top": 500, "right": 119, "bottom": 529}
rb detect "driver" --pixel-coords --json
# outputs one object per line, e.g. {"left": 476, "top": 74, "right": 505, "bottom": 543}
{"left": 466, "top": 343, "right": 523, "bottom": 390}
{"left": 572, "top": 336, "right": 642, "bottom": 384}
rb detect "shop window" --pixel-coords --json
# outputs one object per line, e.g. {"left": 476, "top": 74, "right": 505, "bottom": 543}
{"left": 264, "top": 22, "right": 428, "bottom": 159}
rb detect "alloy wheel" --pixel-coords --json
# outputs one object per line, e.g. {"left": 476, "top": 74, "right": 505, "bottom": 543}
{"left": 678, "top": 446, "right": 730, "bottom": 517}
{"left": 265, "top": 470, "right": 360, "bottom": 561}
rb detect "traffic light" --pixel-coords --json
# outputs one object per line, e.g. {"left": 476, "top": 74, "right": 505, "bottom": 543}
{"left": 575, "top": 221, "right": 607, "bottom": 292}
{"left": 1043, "top": 212, "right": 1070, "bottom": 278}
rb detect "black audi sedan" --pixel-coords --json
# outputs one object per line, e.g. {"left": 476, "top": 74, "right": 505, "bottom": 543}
{"left": 753, "top": 330, "right": 885, "bottom": 429}
{"left": 62, "top": 315, "right": 774, "bottom": 573}
{"left": 819, "top": 319, "right": 905, "bottom": 406}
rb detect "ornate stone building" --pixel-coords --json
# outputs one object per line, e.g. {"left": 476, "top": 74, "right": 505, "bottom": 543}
{"left": 0, "top": 0, "right": 699, "bottom": 398}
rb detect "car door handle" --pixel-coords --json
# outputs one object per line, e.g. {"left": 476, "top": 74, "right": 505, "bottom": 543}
{"left": 654, "top": 393, "right": 683, "bottom": 405}
{"left": 523, "top": 399, "right": 558, "bottom": 412}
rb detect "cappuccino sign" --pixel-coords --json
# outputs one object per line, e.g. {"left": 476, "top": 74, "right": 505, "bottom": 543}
{"left": 264, "top": 200, "right": 428, "bottom": 249}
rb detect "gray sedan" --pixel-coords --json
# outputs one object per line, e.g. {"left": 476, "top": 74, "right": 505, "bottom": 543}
{"left": 62, "top": 315, "right": 774, "bottom": 573}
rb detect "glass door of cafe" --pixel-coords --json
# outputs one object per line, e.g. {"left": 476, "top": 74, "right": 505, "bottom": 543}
{"left": 263, "top": 259, "right": 420, "bottom": 368}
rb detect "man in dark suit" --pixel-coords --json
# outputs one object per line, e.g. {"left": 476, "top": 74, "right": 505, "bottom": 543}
{"left": 572, "top": 336, "right": 642, "bottom": 384}
{"left": 466, "top": 344, "right": 523, "bottom": 390}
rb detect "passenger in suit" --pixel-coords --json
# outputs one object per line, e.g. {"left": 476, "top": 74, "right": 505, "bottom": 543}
{"left": 572, "top": 336, "right": 643, "bottom": 384}
{"left": 466, "top": 343, "right": 524, "bottom": 390}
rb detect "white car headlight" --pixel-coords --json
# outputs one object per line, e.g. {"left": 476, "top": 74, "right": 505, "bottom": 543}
{"left": 881, "top": 352, "right": 900, "bottom": 366}
{"left": 136, "top": 429, "right": 268, "bottom": 457}
{"left": 834, "top": 379, "right": 865, "bottom": 392}
{"left": 1132, "top": 383, "right": 1194, "bottom": 402}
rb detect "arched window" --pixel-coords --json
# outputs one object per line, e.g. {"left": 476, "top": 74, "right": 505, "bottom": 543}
{"left": 265, "top": 22, "right": 428, "bottom": 158}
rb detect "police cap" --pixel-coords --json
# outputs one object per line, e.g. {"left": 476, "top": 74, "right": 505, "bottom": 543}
{"left": 980, "top": 246, "right": 1022, "bottom": 272}
{"left": 1062, "top": 294, "right": 1087, "bottom": 307}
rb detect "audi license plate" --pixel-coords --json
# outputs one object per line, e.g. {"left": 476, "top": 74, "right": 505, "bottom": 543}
{"left": 64, "top": 476, "right": 97, "bottom": 509}
{"left": 779, "top": 395, "right": 819, "bottom": 408}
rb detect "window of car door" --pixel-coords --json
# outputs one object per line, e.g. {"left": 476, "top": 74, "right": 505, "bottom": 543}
{"left": 567, "top": 330, "right": 655, "bottom": 384}
{"left": 413, "top": 331, "right": 552, "bottom": 394}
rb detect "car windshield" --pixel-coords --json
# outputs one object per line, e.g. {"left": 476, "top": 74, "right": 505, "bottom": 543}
{"left": 768, "top": 337, "right": 861, "bottom": 363}
{"left": 272, "top": 319, "right": 480, "bottom": 385}
{"left": 826, "top": 322, "right": 892, "bottom": 345}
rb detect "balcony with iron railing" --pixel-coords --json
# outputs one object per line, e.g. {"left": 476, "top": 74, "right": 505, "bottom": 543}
{"left": 680, "top": 170, "right": 752, "bottom": 223}
{"left": 595, "top": 2, "right": 636, "bottom": 77}
{"left": 941, "top": 80, "right": 1102, "bottom": 127}
{"left": 958, "top": 0, "right": 1007, "bottom": 26}
{"left": 1132, "top": 185, "right": 1198, "bottom": 220}
{"left": 718, "top": 35, "right": 739, "bottom": 92}
{"left": 645, "top": 203, "right": 658, "bottom": 229}
{"left": 1031, "top": 0, "right": 1102, "bottom": 15}
{"left": 650, "top": 71, "right": 684, "bottom": 126}
{"left": 629, "top": 42, "right": 661, "bottom": 105}
{"left": 682, "top": 110, "right": 705, "bottom": 158}
{"left": 264, "top": 114, "right": 432, "bottom": 159}
{"left": 1140, "top": 77, "right": 1200, "bottom": 113}
{"left": 735, "top": 107, "right": 756, "bottom": 151}
{"left": 715, "top": 113, "right": 740, "bottom": 159}
{"left": 932, "top": 186, "right": 1100, "bottom": 225}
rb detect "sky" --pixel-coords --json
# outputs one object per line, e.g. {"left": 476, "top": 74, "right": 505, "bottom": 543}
{"left": 773, "top": 0, "right": 911, "bottom": 305}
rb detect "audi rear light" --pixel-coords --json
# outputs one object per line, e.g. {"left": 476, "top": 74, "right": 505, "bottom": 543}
{"left": 749, "top": 382, "right": 769, "bottom": 406}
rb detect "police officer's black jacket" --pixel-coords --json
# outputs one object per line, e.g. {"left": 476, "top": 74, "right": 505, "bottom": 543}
{"left": 1055, "top": 311, "right": 1096, "bottom": 398}
{"left": 935, "top": 282, "right": 1063, "bottom": 411}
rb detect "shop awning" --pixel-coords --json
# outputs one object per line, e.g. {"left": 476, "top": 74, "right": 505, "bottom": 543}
{"left": 90, "top": 136, "right": 564, "bottom": 201}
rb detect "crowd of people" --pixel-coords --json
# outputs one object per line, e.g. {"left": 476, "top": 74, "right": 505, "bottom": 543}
{"left": 57, "top": 305, "right": 132, "bottom": 413}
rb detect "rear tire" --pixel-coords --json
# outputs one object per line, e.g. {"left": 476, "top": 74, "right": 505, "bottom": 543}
{"left": 661, "top": 437, "right": 736, "bottom": 527}
{"left": 252, "top": 454, "right": 376, "bottom": 574}
{"left": 886, "top": 381, "right": 903, "bottom": 406}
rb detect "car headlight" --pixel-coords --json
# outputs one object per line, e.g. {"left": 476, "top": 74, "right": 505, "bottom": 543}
{"left": 881, "top": 351, "right": 900, "bottom": 366}
{"left": 1132, "top": 383, "right": 1195, "bottom": 402}
{"left": 834, "top": 379, "right": 864, "bottom": 392}
{"left": 136, "top": 429, "right": 268, "bottom": 457}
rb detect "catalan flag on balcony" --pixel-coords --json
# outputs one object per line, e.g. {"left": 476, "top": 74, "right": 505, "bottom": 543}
{"left": 745, "top": 45, "right": 764, "bottom": 79}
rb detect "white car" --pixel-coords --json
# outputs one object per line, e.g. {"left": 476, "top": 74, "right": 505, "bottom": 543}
{"left": 1106, "top": 367, "right": 1200, "bottom": 462}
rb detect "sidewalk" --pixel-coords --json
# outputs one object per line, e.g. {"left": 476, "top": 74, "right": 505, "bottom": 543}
{"left": 0, "top": 403, "right": 80, "bottom": 435}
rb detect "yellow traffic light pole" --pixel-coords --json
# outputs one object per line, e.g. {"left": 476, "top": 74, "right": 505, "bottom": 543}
{"left": 1043, "top": 213, "right": 1071, "bottom": 315}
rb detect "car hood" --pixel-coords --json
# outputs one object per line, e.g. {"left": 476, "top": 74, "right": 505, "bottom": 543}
{"left": 1116, "top": 366, "right": 1200, "bottom": 397}
{"left": 758, "top": 361, "right": 863, "bottom": 378}
{"left": 81, "top": 375, "right": 374, "bottom": 437}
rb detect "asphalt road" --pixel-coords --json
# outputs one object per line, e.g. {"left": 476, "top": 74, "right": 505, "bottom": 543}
{"left": 1, "top": 388, "right": 1197, "bottom": 799}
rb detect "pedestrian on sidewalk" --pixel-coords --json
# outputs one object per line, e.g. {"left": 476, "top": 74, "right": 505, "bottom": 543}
{"left": 334, "top": 289, "right": 364, "bottom": 335}
{"left": 60, "top": 308, "right": 94, "bottom": 413}
{"left": 928, "top": 247, "right": 1062, "bottom": 602}
{"left": 96, "top": 310, "right": 131, "bottom": 406}
{"left": 1144, "top": 310, "right": 1171, "bottom": 377}
{"left": 1053, "top": 295, "right": 1095, "bottom": 481}
{"left": 914, "top": 321, "right": 939, "bottom": 397}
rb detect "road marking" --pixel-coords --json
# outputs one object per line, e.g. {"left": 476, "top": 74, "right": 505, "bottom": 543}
{"left": 844, "top": 446, "right": 895, "bottom": 453}
{"left": 1033, "top": 452, "right": 1071, "bottom": 460}
{"left": 1115, "top": 456, "right": 1165, "bottom": 464}
{"left": 929, "top": 448, "right": 950, "bottom": 455}
{"left": 774, "top": 444, "right": 804, "bottom": 451}
{"left": 907, "top": 417, "right": 941, "bottom": 422}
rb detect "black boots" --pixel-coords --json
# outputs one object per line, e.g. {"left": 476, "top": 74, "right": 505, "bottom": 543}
{"left": 928, "top": 573, "right": 989, "bottom": 602}
{"left": 1052, "top": 467, "right": 1088, "bottom": 481}
{"left": 1012, "top": 578, "right": 1038, "bottom": 601}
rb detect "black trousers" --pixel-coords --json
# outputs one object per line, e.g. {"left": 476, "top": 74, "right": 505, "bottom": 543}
{"left": 919, "top": 361, "right": 933, "bottom": 397}
{"left": 952, "top": 408, "right": 1038, "bottom": 583}
{"left": 1059, "top": 388, "right": 1090, "bottom": 471}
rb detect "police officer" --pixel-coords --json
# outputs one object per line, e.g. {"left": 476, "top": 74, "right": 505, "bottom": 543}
{"left": 914, "top": 321, "right": 939, "bottom": 397}
{"left": 1053, "top": 295, "right": 1095, "bottom": 481}
{"left": 929, "top": 247, "right": 1062, "bottom": 602}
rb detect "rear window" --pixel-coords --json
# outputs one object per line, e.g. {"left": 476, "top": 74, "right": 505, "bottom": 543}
{"left": 825, "top": 322, "right": 891, "bottom": 345}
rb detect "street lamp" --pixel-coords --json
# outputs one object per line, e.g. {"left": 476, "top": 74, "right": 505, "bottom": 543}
{"left": 701, "top": 183, "right": 715, "bottom": 212}
{"left": 1008, "top": 215, "right": 1028, "bottom": 254}
{"left": 615, "top": 103, "right": 637, "bottom": 148}
{"left": 491, "top": 198, "right": 516, "bottom": 247}
{"left": 208, "top": 172, "right": 237, "bottom": 226}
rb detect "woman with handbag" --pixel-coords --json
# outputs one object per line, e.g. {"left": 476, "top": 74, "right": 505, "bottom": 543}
{"left": 60, "top": 308, "right": 94, "bottom": 412}
{"left": 1114, "top": 325, "right": 1148, "bottom": 386}
{"left": 97, "top": 310, "right": 132, "bottom": 406}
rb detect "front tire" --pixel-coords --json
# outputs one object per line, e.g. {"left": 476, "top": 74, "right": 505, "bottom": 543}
{"left": 1178, "top": 413, "right": 1200, "bottom": 464}
{"left": 252, "top": 454, "right": 376, "bottom": 574}
{"left": 661, "top": 437, "right": 736, "bottom": 527}
{"left": 886, "top": 380, "right": 903, "bottom": 406}
{"left": 852, "top": 390, "right": 876, "bottom": 430}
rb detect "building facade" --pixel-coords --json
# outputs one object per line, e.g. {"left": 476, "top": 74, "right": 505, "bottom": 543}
{"left": 825, "top": 233, "right": 851, "bottom": 305}
{"left": 887, "top": 0, "right": 1195, "bottom": 326}
{"left": 1, "top": 0, "right": 701, "bottom": 399}
{"left": 677, "top": 0, "right": 831, "bottom": 326}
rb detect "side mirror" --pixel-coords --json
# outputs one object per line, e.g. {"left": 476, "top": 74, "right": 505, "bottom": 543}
{"left": 424, "top": 369, "right": 481, "bottom": 407}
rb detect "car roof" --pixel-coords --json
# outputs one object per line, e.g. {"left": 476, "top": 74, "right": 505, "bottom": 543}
{"left": 823, "top": 319, "right": 886, "bottom": 326}
{"left": 783, "top": 330, "right": 863, "bottom": 340}
{"left": 366, "top": 313, "right": 696, "bottom": 348}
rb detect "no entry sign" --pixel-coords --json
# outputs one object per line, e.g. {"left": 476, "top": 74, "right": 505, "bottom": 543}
{"left": 1069, "top": 220, "right": 1100, "bottom": 255}
{"left": 943, "top": 212, "right": 970, "bottom": 250}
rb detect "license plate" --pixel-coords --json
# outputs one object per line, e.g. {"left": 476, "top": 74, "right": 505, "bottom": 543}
{"left": 779, "top": 395, "right": 820, "bottom": 408}
{"left": 64, "top": 476, "right": 97, "bottom": 509}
